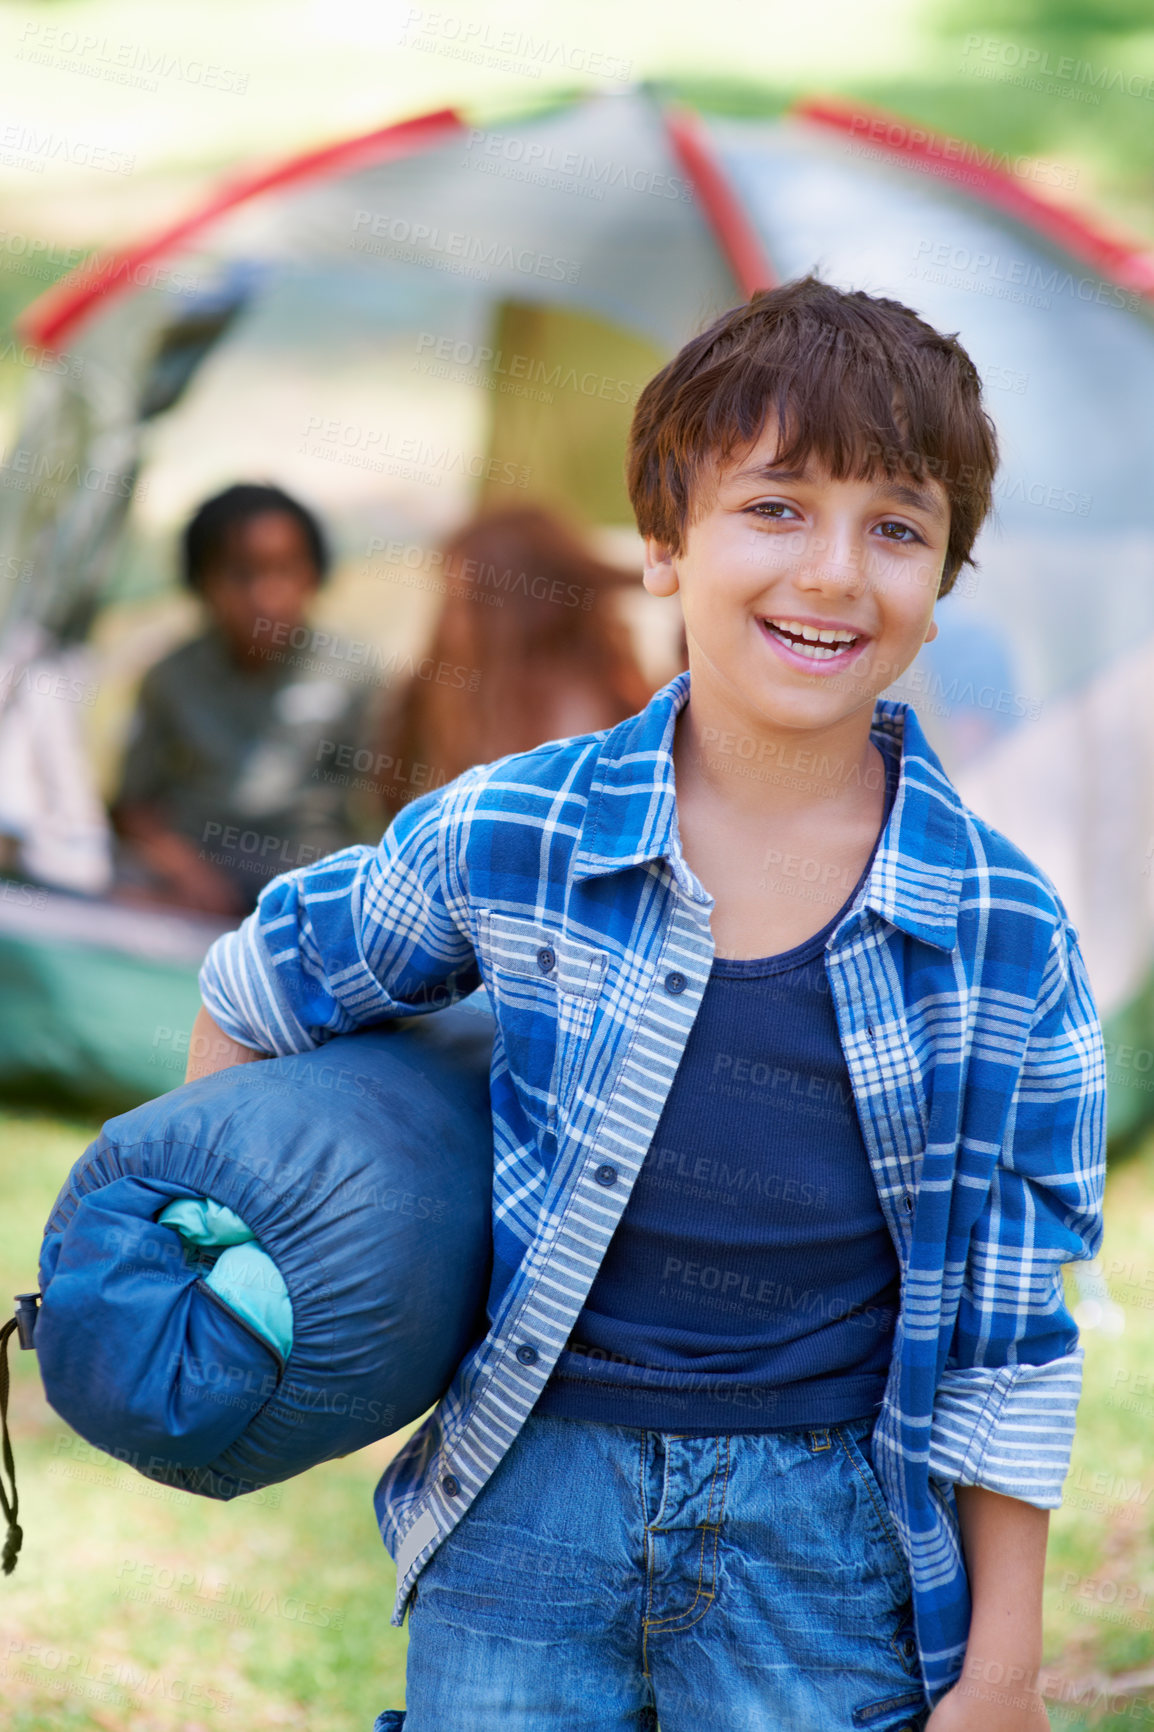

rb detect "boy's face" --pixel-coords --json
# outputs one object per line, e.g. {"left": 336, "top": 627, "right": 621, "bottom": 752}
{"left": 643, "top": 417, "right": 948, "bottom": 739}
{"left": 200, "top": 511, "right": 321, "bottom": 660}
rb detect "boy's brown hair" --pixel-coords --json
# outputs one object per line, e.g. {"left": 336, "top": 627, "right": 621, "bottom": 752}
{"left": 626, "top": 275, "right": 998, "bottom": 595}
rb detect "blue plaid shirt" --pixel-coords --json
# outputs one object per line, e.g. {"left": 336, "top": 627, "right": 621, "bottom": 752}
{"left": 200, "top": 670, "right": 1106, "bottom": 1703}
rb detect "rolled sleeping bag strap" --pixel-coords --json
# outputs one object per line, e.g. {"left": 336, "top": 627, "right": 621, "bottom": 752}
{"left": 0, "top": 1317, "right": 21, "bottom": 1575}
{"left": 1, "top": 1293, "right": 42, "bottom": 1574}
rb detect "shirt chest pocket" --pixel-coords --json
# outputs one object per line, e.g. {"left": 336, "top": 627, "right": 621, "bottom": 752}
{"left": 478, "top": 909, "right": 609, "bottom": 1128}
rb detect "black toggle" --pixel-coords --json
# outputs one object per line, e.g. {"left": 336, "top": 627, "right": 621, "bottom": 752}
{"left": 14, "top": 1293, "right": 40, "bottom": 1351}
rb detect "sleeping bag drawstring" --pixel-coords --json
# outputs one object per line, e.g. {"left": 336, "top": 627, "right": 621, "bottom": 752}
{"left": 0, "top": 1316, "right": 22, "bottom": 1575}
{"left": 1, "top": 1294, "right": 39, "bottom": 1575}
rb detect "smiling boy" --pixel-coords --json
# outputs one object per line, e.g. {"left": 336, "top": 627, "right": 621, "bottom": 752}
{"left": 190, "top": 277, "right": 1106, "bottom": 1730}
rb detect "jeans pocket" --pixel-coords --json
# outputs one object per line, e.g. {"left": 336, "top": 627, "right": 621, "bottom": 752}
{"left": 834, "top": 1423, "right": 911, "bottom": 1582}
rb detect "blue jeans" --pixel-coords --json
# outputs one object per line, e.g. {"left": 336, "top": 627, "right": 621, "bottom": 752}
{"left": 375, "top": 1411, "right": 928, "bottom": 1731}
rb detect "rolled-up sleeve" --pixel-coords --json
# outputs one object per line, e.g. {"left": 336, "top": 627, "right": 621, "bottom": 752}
{"left": 928, "top": 920, "right": 1107, "bottom": 1507}
{"left": 198, "top": 772, "right": 482, "bottom": 1055}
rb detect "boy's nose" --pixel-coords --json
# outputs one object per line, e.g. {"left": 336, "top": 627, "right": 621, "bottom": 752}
{"left": 794, "top": 543, "right": 866, "bottom": 595}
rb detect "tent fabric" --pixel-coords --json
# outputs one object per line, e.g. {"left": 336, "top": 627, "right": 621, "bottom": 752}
{"left": 0, "top": 885, "right": 231, "bottom": 1113}
{"left": 0, "top": 639, "right": 113, "bottom": 893}
{"left": 33, "top": 997, "right": 495, "bottom": 1495}
{"left": 1, "top": 86, "right": 1153, "bottom": 1132}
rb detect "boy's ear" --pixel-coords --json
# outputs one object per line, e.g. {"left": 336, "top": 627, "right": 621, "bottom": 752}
{"left": 642, "top": 537, "right": 679, "bottom": 598}
{"left": 924, "top": 616, "right": 939, "bottom": 645}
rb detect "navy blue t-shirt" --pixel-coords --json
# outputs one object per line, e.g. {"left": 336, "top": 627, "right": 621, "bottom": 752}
{"left": 535, "top": 742, "right": 901, "bottom": 1433}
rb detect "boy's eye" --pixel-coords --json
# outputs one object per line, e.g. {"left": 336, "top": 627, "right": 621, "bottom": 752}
{"left": 876, "top": 520, "right": 922, "bottom": 543}
{"left": 747, "top": 501, "right": 798, "bottom": 520}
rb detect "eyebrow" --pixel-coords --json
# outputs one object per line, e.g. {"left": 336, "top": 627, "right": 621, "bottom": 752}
{"left": 729, "top": 462, "right": 948, "bottom": 525}
{"left": 731, "top": 462, "right": 808, "bottom": 484}
{"left": 879, "top": 480, "right": 949, "bottom": 524}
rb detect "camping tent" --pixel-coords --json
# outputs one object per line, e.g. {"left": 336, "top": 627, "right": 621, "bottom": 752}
{"left": 3, "top": 85, "right": 1154, "bottom": 1132}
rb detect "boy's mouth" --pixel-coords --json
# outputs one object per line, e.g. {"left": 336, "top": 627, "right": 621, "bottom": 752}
{"left": 759, "top": 616, "right": 864, "bottom": 662}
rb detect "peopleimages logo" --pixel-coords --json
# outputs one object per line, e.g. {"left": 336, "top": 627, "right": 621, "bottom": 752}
{"left": 365, "top": 536, "right": 597, "bottom": 611}
{"left": 298, "top": 413, "right": 532, "bottom": 489}
{"left": 908, "top": 238, "right": 1140, "bottom": 313}
{"left": 0, "top": 123, "right": 136, "bottom": 175}
{"left": 844, "top": 112, "right": 1078, "bottom": 189}
{"left": 0, "top": 444, "right": 145, "bottom": 501}
{"left": 4, "top": 1640, "right": 233, "bottom": 1714}
{"left": 16, "top": 22, "right": 249, "bottom": 94}
{"left": 399, "top": 8, "right": 633, "bottom": 81}
{"left": 961, "top": 34, "right": 1154, "bottom": 103}
{"left": 413, "top": 331, "right": 643, "bottom": 403}
{"left": 462, "top": 129, "right": 692, "bottom": 202}
{"left": 350, "top": 210, "right": 581, "bottom": 283}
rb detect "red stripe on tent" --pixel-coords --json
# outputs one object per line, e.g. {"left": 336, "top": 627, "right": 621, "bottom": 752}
{"left": 664, "top": 108, "right": 776, "bottom": 298}
{"left": 792, "top": 95, "right": 1154, "bottom": 301}
{"left": 21, "top": 107, "right": 465, "bottom": 351}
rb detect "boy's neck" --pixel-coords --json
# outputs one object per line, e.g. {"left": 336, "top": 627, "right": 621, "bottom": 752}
{"left": 672, "top": 685, "right": 886, "bottom": 823}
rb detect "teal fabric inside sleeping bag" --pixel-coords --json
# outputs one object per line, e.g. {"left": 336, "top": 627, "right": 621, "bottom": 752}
{"left": 158, "top": 1199, "right": 294, "bottom": 1361}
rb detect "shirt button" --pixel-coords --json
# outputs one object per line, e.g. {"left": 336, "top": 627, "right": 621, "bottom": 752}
{"left": 441, "top": 1472, "right": 461, "bottom": 1497}
{"left": 594, "top": 1163, "right": 617, "bottom": 1186}
{"left": 902, "top": 1194, "right": 914, "bottom": 1213}
{"left": 515, "top": 1343, "right": 539, "bottom": 1365}
{"left": 664, "top": 970, "right": 687, "bottom": 995}
{"left": 537, "top": 946, "right": 556, "bottom": 974}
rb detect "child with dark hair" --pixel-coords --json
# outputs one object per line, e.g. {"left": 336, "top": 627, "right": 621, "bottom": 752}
{"left": 188, "top": 279, "right": 1104, "bottom": 1729}
{"left": 113, "top": 482, "right": 368, "bottom": 915}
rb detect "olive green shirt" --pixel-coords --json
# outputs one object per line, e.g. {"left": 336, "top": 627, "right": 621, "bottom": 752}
{"left": 116, "top": 628, "right": 375, "bottom": 894}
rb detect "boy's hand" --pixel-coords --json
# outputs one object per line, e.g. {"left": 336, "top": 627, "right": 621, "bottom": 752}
{"left": 185, "top": 1005, "right": 268, "bottom": 1082}
{"left": 926, "top": 1674, "right": 1050, "bottom": 1729}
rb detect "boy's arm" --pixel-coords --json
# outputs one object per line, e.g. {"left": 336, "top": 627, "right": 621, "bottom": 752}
{"left": 927, "top": 1487, "right": 1050, "bottom": 1728}
{"left": 194, "top": 775, "right": 482, "bottom": 1060}
{"left": 956, "top": 1485, "right": 1047, "bottom": 1673}
{"left": 185, "top": 1006, "right": 268, "bottom": 1082}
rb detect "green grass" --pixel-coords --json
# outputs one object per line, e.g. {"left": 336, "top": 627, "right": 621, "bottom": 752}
{"left": 1041, "top": 1138, "right": 1154, "bottom": 1728}
{"left": 4, "top": 1105, "right": 1154, "bottom": 1727}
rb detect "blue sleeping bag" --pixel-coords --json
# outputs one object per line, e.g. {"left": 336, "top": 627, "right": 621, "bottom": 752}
{"left": 31, "top": 996, "right": 495, "bottom": 1499}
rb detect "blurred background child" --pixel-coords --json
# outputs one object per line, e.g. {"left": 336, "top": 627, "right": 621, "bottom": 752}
{"left": 112, "top": 483, "right": 373, "bottom": 915}
{"left": 375, "top": 506, "right": 656, "bottom": 822}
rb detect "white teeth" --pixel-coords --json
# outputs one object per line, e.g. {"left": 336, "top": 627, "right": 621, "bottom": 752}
{"left": 768, "top": 617, "right": 858, "bottom": 645}
{"left": 764, "top": 618, "right": 859, "bottom": 659}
